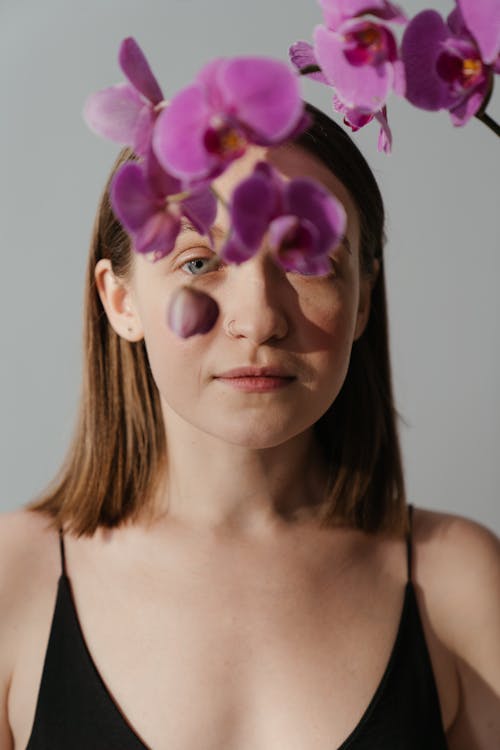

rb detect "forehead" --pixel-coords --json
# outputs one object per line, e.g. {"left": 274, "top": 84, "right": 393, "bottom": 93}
{"left": 212, "top": 143, "right": 360, "bottom": 255}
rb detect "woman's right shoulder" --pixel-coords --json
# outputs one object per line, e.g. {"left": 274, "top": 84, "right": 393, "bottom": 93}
{"left": 0, "top": 508, "right": 60, "bottom": 750}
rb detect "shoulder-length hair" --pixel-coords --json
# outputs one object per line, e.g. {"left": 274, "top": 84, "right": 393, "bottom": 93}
{"left": 26, "top": 103, "right": 408, "bottom": 539}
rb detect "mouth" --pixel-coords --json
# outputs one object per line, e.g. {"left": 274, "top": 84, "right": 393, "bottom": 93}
{"left": 213, "top": 365, "right": 297, "bottom": 392}
{"left": 215, "top": 366, "right": 295, "bottom": 379}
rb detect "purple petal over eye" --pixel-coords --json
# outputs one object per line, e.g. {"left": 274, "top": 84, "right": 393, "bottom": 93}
{"left": 83, "top": 83, "right": 152, "bottom": 147}
{"left": 168, "top": 287, "right": 219, "bottom": 338}
{"left": 230, "top": 170, "right": 279, "bottom": 250}
{"left": 284, "top": 178, "right": 347, "bottom": 256}
{"left": 219, "top": 234, "right": 256, "bottom": 264}
{"left": 218, "top": 57, "right": 304, "bottom": 142}
{"left": 181, "top": 188, "right": 218, "bottom": 236}
{"left": 269, "top": 216, "right": 335, "bottom": 276}
{"left": 119, "top": 37, "right": 164, "bottom": 104}
{"left": 133, "top": 211, "right": 181, "bottom": 257}
{"left": 457, "top": 0, "right": 500, "bottom": 64}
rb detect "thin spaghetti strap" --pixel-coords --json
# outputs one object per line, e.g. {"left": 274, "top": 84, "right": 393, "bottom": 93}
{"left": 58, "top": 526, "right": 67, "bottom": 578}
{"left": 406, "top": 504, "right": 413, "bottom": 583}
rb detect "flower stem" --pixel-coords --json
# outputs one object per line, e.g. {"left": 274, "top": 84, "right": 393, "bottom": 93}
{"left": 474, "top": 110, "right": 500, "bottom": 137}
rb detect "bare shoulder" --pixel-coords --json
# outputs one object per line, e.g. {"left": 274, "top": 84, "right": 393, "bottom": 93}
{"left": 412, "top": 505, "right": 500, "bottom": 749}
{"left": 0, "top": 508, "right": 59, "bottom": 750}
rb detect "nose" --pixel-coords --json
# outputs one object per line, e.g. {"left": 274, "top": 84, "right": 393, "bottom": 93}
{"left": 222, "top": 250, "right": 289, "bottom": 344}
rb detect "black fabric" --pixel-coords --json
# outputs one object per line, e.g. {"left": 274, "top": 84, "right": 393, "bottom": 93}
{"left": 25, "top": 504, "right": 449, "bottom": 749}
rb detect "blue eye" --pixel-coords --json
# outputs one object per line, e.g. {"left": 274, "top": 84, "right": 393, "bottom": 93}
{"left": 182, "top": 258, "right": 211, "bottom": 275}
{"left": 180, "top": 256, "right": 224, "bottom": 275}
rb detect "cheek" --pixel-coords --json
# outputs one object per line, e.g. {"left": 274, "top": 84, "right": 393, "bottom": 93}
{"left": 139, "top": 294, "right": 206, "bottom": 401}
{"left": 296, "top": 278, "right": 359, "bottom": 354}
{"left": 295, "top": 282, "right": 359, "bottom": 405}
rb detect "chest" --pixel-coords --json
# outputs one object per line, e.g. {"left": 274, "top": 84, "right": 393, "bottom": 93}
{"left": 9, "top": 540, "right": 458, "bottom": 750}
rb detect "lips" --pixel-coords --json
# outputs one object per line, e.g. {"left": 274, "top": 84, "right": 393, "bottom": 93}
{"left": 215, "top": 366, "right": 294, "bottom": 379}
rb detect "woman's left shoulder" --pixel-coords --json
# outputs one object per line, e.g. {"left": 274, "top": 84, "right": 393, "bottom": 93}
{"left": 411, "top": 505, "right": 500, "bottom": 748}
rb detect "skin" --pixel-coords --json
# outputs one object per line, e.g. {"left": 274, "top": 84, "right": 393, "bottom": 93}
{"left": 2, "top": 146, "right": 499, "bottom": 750}
{"left": 95, "top": 143, "right": 379, "bottom": 537}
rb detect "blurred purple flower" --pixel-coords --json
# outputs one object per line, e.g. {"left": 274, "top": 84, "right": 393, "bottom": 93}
{"left": 219, "top": 162, "right": 347, "bottom": 276}
{"left": 402, "top": 2, "right": 500, "bottom": 126}
{"left": 110, "top": 151, "right": 217, "bottom": 260}
{"left": 168, "top": 287, "right": 220, "bottom": 338}
{"left": 152, "top": 57, "right": 306, "bottom": 184}
{"left": 84, "top": 37, "right": 165, "bottom": 155}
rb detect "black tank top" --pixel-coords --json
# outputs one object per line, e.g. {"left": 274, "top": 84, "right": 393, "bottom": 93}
{"left": 25, "top": 504, "right": 449, "bottom": 749}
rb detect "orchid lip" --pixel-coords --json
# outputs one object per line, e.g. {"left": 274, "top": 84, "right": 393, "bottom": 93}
{"left": 215, "top": 366, "right": 294, "bottom": 378}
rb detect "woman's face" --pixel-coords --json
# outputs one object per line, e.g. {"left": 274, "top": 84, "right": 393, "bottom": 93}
{"left": 120, "top": 144, "right": 375, "bottom": 449}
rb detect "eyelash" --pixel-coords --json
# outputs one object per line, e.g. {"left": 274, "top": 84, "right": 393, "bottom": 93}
{"left": 178, "top": 252, "right": 338, "bottom": 278}
{"left": 179, "top": 253, "right": 223, "bottom": 276}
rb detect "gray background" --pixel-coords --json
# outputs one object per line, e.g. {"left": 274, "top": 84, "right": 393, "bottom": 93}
{"left": 1, "top": 0, "right": 498, "bottom": 531}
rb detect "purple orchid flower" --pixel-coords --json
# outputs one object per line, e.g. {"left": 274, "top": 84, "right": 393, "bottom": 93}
{"left": 110, "top": 150, "right": 217, "bottom": 260}
{"left": 84, "top": 37, "right": 165, "bottom": 155}
{"left": 401, "top": 1, "right": 500, "bottom": 126}
{"left": 152, "top": 57, "right": 307, "bottom": 185}
{"left": 219, "top": 162, "right": 347, "bottom": 276}
{"left": 312, "top": 19, "right": 406, "bottom": 111}
{"left": 289, "top": 39, "right": 395, "bottom": 151}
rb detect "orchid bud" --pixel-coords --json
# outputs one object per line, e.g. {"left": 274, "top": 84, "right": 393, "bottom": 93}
{"left": 168, "top": 287, "right": 220, "bottom": 338}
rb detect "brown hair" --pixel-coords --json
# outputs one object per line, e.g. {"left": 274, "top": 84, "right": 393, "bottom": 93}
{"left": 26, "top": 102, "right": 408, "bottom": 538}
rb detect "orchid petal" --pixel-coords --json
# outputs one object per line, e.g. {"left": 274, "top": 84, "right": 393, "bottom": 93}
{"left": 284, "top": 178, "right": 346, "bottom": 255}
{"left": 153, "top": 84, "right": 214, "bottom": 181}
{"left": 144, "top": 149, "right": 183, "bottom": 197}
{"left": 219, "top": 234, "right": 256, "bottom": 264}
{"left": 269, "top": 216, "right": 333, "bottom": 276}
{"left": 374, "top": 107, "right": 392, "bottom": 152}
{"left": 119, "top": 37, "right": 164, "bottom": 104}
{"left": 289, "top": 41, "right": 330, "bottom": 83}
{"left": 83, "top": 83, "right": 152, "bottom": 147}
{"left": 196, "top": 58, "right": 228, "bottom": 110}
{"left": 314, "top": 25, "right": 393, "bottom": 112}
{"left": 181, "top": 188, "right": 218, "bottom": 236}
{"left": 218, "top": 57, "right": 304, "bottom": 142}
{"left": 319, "top": 0, "right": 407, "bottom": 30}
{"left": 230, "top": 170, "right": 278, "bottom": 250}
{"left": 133, "top": 211, "right": 181, "bottom": 257}
{"left": 457, "top": 0, "right": 500, "bottom": 64}
{"left": 449, "top": 81, "right": 490, "bottom": 125}
{"left": 392, "top": 58, "right": 406, "bottom": 97}
{"left": 401, "top": 11, "right": 455, "bottom": 111}
{"left": 110, "top": 162, "right": 159, "bottom": 232}
{"left": 168, "top": 287, "right": 219, "bottom": 338}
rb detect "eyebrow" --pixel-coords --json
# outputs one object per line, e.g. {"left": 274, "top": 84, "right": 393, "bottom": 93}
{"left": 178, "top": 219, "right": 352, "bottom": 256}
{"left": 178, "top": 219, "right": 225, "bottom": 239}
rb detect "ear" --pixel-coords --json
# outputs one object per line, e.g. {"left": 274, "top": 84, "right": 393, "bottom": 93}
{"left": 353, "top": 258, "right": 380, "bottom": 341}
{"left": 94, "top": 259, "right": 144, "bottom": 342}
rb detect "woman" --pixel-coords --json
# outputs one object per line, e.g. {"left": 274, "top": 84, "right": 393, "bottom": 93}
{"left": 1, "top": 105, "right": 499, "bottom": 749}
